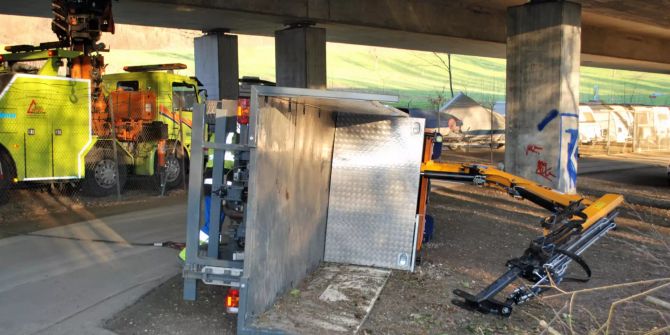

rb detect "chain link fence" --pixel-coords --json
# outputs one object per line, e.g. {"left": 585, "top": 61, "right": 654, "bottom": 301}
{"left": 578, "top": 104, "right": 670, "bottom": 156}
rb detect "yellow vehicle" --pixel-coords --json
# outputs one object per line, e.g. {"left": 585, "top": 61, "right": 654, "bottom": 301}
{"left": 0, "top": 48, "right": 94, "bottom": 202}
{"left": 0, "top": 0, "right": 204, "bottom": 198}
{"left": 89, "top": 64, "right": 203, "bottom": 194}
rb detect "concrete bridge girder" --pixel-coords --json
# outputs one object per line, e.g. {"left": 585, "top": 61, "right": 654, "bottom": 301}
{"left": 0, "top": 0, "right": 668, "bottom": 73}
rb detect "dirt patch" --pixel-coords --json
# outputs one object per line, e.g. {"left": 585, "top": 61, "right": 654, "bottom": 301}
{"left": 362, "top": 180, "right": 670, "bottom": 334}
{"left": 103, "top": 274, "right": 236, "bottom": 335}
{"left": 99, "top": 158, "right": 669, "bottom": 334}
{"left": 253, "top": 264, "right": 389, "bottom": 334}
{"left": 579, "top": 166, "right": 670, "bottom": 211}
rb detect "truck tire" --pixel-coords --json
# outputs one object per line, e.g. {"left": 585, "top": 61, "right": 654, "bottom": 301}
{"left": 0, "top": 151, "right": 16, "bottom": 205}
{"left": 155, "top": 148, "right": 186, "bottom": 190}
{"left": 82, "top": 149, "right": 127, "bottom": 197}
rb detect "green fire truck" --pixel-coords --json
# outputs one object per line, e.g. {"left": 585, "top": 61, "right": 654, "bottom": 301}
{"left": 0, "top": 47, "right": 202, "bottom": 203}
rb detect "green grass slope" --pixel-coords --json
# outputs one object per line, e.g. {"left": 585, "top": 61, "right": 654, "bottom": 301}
{"left": 7, "top": 35, "right": 670, "bottom": 109}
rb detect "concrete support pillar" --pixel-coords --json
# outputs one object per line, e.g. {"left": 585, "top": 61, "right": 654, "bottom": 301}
{"left": 275, "top": 26, "right": 326, "bottom": 89}
{"left": 194, "top": 31, "right": 239, "bottom": 100}
{"left": 505, "top": 1, "right": 581, "bottom": 193}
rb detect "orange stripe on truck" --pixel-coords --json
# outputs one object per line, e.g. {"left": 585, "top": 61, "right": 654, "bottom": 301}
{"left": 159, "top": 105, "right": 192, "bottom": 128}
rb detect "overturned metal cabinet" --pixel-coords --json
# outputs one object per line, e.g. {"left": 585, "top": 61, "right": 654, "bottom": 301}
{"left": 184, "top": 87, "right": 425, "bottom": 334}
{"left": 239, "top": 87, "right": 424, "bottom": 333}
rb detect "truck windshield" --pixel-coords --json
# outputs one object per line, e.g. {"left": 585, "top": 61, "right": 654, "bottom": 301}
{"left": 117, "top": 81, "right": 139, "bottom": 91}
{"left": 173, "top": 83, "right": 197, "bottom": 111}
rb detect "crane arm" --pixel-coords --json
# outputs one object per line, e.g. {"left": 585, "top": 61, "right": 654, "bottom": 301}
{"left": 420, "top": 160, "right": 624, "bottom": 316}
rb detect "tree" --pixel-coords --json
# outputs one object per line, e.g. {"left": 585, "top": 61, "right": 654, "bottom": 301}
{"left": 432, "top": 52, "right": 454, "bottom": 99}
{"left": 413, "top": 51, "right": 455, "bottom": 100}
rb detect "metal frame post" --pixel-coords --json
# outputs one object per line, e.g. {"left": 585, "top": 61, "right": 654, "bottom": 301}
{"left": 207, "top": 102, "right": 233, "bottom": 257}
{"left": 183, "top": 103, "right": 207, "bottom": 301}
{"left": 183, "top": 102, "right": 245, "bottom": 301}
{"left": 108, "top": 96, "right": 122, "bottom": 200}
{"left": 606, "top": 109, "right": 612, "bottom": 155}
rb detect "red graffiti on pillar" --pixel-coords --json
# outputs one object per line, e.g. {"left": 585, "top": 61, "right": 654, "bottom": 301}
{"left": 536, "top": 160, "right": 556, "bottom": 182}
{"left": 526, "top": 144, "right": 543, "bottom": 155}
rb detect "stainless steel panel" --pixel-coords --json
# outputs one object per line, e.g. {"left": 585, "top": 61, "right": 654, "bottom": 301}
{"left": 243, "top": 97, "right": 336, "bottom": 320}
{"left": 324, "top": 114, "right": 425, "bottom": 270}
{"left": 240, "top": 87, "right": 424, "bottom": 328}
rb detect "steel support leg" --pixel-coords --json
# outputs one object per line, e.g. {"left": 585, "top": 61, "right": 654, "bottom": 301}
{"left": 183, "top": 103, "right": 207, "bottom": 301}
{"left": 183, "top": 278, "right": 197, "bottom": 301}
{"left": 207, "top": 105, "right": 229, "bottom": 258}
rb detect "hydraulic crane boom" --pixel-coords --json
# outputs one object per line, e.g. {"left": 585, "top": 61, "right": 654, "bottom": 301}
{"left": 419, "top": 157, "right": 623, "bottom": 316}
{"left": 51, "top": 0, "right": 115, "bottom": 136}
{"left": 52, "top": 0, "right": 114, "bottom": 52}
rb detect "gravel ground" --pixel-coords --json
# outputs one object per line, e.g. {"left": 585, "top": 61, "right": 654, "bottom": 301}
{"left": 103, "top": 274, "right": 236, "bottom": 335}
{"left": 8, "top": 152, "right": 667, "bottom": 335}
{"left": 363, "top": 167, "right": 670, "bottom": 334}
{"left": 102, "top": 166, "right": 670, "bottom": 335}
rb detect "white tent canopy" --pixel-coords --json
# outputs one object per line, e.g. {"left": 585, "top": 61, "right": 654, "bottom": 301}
{"left": 438, "top": 92, "right": 505, "bottom": 143}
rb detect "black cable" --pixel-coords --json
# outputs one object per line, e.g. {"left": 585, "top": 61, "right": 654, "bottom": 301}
{"left": 0, "top": 230, "right": 185, "bottom": 250}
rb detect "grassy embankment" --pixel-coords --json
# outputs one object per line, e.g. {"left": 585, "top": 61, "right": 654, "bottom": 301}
{"left": 6, "top": 36, "right": 670, "bottom": 109}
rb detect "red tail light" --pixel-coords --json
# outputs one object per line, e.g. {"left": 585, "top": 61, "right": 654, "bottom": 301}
{"left": 47, "top": 50, "right": 57, "bottom": 57}
{"left": 237, "top": 98, "right": 250, "bottom": 125}
{"left": 226, "top": 288, "right": 240, "bottom": 313}
{"left": 0, "top": 55, "right": 4, "bottom": 62}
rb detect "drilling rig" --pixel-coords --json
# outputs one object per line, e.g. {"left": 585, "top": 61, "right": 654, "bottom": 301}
{"left": 51, "top": 0, "right": 114, "bottom": 137}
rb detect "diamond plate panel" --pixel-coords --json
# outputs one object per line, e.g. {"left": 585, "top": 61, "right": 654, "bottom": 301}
{"left": 324, "top": 114, "right": 425, "bottom": 270}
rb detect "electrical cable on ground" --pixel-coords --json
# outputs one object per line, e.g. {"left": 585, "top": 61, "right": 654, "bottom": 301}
{"left": 0, "top": 230, "right": 185, "bottom": 250}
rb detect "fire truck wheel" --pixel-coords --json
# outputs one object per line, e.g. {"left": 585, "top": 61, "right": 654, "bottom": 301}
{"left": 82, "top": 150, "right": 127, "bottom": 197}
{"left": 156, "top": 151, "right": 186, "bottom": 190}
{"left": 0, "top": 151, "right": 16, "bottom": 205}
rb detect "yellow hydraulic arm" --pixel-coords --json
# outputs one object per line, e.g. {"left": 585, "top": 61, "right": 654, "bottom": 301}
{"left": 421, "top": 161, "right": 623, "bottom": 234}
{"left": 419, "top": 160, "right": 624, "bottom": 316}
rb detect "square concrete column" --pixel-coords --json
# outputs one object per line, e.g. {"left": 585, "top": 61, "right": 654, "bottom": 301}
{"left": 275, "top": 26, "right": 326, "bottom": 89}
{"left": 194, "top": 32, "right": 239, "bottom": 100}
{"left": 505, "top": 1, "right": 581, "bottom": 193}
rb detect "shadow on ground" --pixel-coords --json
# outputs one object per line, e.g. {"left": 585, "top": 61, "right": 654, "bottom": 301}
{"left": 104, "top": 274, "right": 236, "bottom": 335}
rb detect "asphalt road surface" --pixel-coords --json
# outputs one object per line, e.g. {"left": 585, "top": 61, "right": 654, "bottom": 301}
{"left": 0, "top": 203, "right": 186, "bottom": 335}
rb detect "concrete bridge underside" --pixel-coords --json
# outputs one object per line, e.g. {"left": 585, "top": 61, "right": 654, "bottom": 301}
{"left": 0, "top": 0, "right": 669, "bottom": 74}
